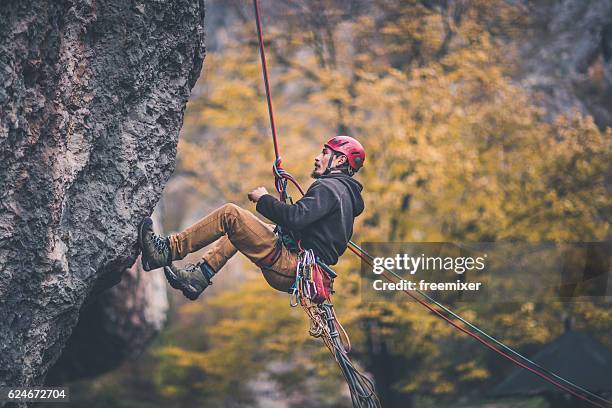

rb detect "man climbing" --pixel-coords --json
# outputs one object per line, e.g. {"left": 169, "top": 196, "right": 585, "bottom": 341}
{"left": 138, "top": 136, "right": 365, "bottom": 300}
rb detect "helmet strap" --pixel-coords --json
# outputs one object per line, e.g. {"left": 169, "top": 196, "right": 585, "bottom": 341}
{"left": 322, "top": 151, "right": 338, "bottom": 175}
{"left": 323, "top": 151, "right": 354, "bottom": 176}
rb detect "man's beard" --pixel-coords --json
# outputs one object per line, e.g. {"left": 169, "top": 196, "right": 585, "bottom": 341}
{"left": 311, "top": 164, "right": 324, "bottom": 179}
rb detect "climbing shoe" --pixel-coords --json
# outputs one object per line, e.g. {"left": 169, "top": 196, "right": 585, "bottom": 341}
{"left": 139, "top": 217, "right": 172, "bottom": 271}
{"left": 163, "top": 262, "right": 215, "bottom": 301}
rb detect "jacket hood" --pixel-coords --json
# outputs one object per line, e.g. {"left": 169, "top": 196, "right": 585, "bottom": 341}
{"left": 320, "top": 173, "right": 365, "bottom": 217}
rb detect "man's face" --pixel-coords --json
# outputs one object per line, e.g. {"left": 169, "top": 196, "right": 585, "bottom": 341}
{"left": 311, "top": 146, "right": 346, "bottom": 178}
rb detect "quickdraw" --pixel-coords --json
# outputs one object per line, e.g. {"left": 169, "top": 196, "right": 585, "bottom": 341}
{"left": 289, "top": 249, "right": 333, "bottom": 306}
{"left": 288, "top": 247, "right": 381, "bottom": 407}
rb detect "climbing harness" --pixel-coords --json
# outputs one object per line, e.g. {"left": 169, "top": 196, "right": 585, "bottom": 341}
{"left": 253, "top": 2, "right": 381, "bottom": 406}
{"left": 251, "top": 1, "right": 611, "bottom": 407}
{"left": 254, "top": 237, "right": 283, "bottom": 269}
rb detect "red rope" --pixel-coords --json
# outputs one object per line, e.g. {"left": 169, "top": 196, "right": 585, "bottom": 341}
{"left": 351, "top": 245, "right": 609, "bottom": 408}
{"left": 252, "top": 2, "right": 608, "bottom": 406}
{"left": 253, "top": 0, "right": 280, "bottom": 161}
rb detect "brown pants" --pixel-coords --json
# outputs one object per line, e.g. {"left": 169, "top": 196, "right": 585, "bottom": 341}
{"left": 167, "top": 203, "right": 297, "bottom": 292}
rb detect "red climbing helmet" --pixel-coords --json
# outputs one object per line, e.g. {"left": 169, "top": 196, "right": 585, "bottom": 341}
{"left": 324, "top": 136, "right": 366, "bottom": 171}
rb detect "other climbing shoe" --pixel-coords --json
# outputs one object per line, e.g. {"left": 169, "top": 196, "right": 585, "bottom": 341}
{"left": 163, "top": 262, "right": 215, "bottom": 301}
{"left": 139, "top": 217, "right": 172, "bottom": 271}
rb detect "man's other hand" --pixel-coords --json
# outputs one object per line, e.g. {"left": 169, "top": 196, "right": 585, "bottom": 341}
{"left": 248, "top": 187, "right": 269, "bottom": 203}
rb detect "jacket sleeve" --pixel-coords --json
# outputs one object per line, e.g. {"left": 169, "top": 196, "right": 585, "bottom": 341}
{"left": 256, "top": 181, "right": 338, "bottom": 231}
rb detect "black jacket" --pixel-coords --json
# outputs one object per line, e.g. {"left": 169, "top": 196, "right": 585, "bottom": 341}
{"left": 256, "top": 173, "right": 364, "bottom": 265}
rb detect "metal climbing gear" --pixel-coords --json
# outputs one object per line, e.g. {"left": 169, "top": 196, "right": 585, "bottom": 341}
{"left": 289, "top": 249, "right": 334, "bottom": 306}
{"left": 288, "top": 247, "right": 381, "bottom": 407}
{"left": 253, "top": 2, "right": 381, "bottom": 405}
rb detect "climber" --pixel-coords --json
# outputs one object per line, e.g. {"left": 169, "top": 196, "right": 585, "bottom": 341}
{"left": 138, "top": 136, "right": 366, "bottom": 300}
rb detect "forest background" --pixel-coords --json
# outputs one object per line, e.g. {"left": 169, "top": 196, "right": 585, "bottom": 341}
{"left": 66, "top": 1, "right": 611, "bottom": 407}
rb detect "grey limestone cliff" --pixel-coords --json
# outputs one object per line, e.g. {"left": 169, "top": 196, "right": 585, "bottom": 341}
{"left": 0, "top": 0, "right": 205, "bottom": 388}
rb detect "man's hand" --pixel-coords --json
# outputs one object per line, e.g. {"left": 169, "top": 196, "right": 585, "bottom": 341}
{"left": 248, "top": 186, "right": 269, "bottom": 203}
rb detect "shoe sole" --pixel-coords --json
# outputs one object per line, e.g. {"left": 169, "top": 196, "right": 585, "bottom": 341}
{"left": 138, "top": 218, "right": 153, "bottom": 272}
{"left": 164, "top": 266, "right": 201, "bottom": 301}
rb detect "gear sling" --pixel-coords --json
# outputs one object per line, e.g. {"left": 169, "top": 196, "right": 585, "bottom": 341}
{"left": 252, "top": 1, "right": 381, "bottom": 406}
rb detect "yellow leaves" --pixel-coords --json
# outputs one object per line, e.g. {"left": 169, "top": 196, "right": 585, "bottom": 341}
{"left": 155, "top": 346, "right": 208, "bottom": 370}
{"left": 492, "top": 308, "right": 556, "bottom": 346}
{"left": 165, "top": 2, "right": 611, "bottom": 402}
{"left": 160, "top": 385, "right": 179, "bottom": 398}
{"left": 456, "top": 361, "right": 489, "bottom": 381}
{"left": 401, "top": 370, "right": 456, "bottom": 395}
{"left": 520, "top": 302, "right": 535, "bottom": 313}
{"left": 432, "top": 381, "right": 455, "bottom": 394}
{"left": 207, "top": 83, "right": 260, "bottom": 128}
{"left": 152, "top": 274, "right": 319, "bottom": 402}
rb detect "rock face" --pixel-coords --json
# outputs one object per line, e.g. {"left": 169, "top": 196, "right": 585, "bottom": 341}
{"left": 45, "top": 211, "right": 170, "bottom": 385}
{"left": 0, "top": 0, "right": 205, "bottom": 388}
{"left": 521, "top": 0, "right": 612, "bottom": 127}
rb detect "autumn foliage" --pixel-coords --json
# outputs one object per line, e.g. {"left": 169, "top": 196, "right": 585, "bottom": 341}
{"left": 72, "top": 1, "right": 611, "bottom": 407}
